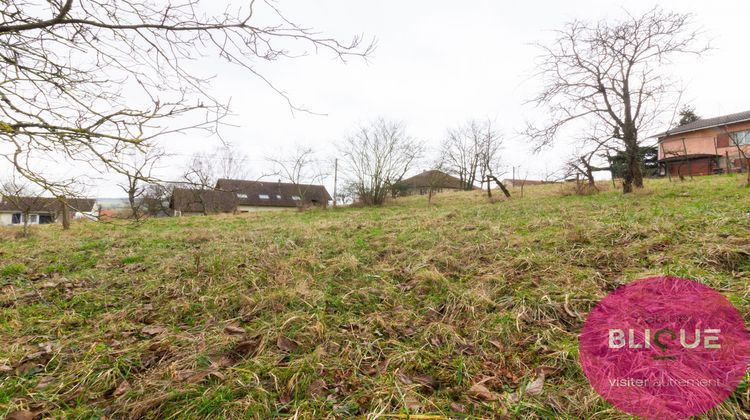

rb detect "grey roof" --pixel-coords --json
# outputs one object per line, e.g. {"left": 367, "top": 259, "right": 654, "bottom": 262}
{"left": 658, "top": 110, "right": 750, "bottom": 138}
{"left": 0, "top": 196, "right": 96, "bottom": 213}
{"left": 215, "top": 179, "right": 331, "bottom": 208}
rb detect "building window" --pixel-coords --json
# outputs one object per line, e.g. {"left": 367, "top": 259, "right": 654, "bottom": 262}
{"left": 259, "top": 194, "right": 270, "bottom": 200}
{"left": 237, "top": 193, "right": 248, "bottom": 199}
{"left": 11, "top": 213, "right": 22, "bottom": 224}
{"left": 276, "top": 195, "right": 282, "bottom": 199}
{"left": 291, "top": 195, "right": 301, "bottom": 201}
{"left": 730, "top": 130, "right": 750, "bottom": 145}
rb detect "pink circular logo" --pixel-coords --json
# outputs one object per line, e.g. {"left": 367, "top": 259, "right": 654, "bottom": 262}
{"left": 579, "top": 276, "right": 750, "bottom": 419}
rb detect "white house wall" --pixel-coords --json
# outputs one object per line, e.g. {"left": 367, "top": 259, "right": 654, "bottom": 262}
{"left": 237, "top": 206, "right": 291, "bottom": 213}
{"left": 0, "top": 213, "right": 13, "bottom": 226}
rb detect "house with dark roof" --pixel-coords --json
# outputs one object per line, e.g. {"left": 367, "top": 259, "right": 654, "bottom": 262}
{"left": 216, "top": 179, "right": 331, "bottom": 211}
{"left": 0, "top": 196, "right": 99, "bottom": 226}
{"left": 169, "top": 179, "right": 332, "bottom": 216}
{"left": 394, "top": 170, "right": 473, "bottom": 196}
{"left": 169, "top": 188, "right": 238, "bottom": 216}
{"left": 657, "top": 110, "right": 750, "bottom": 177}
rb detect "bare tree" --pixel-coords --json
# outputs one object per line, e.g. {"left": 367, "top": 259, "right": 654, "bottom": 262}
{"left": 565, "top": 143, "right": 610, "bottom": 194}
{"left": 117, "top": 147, "right": 165, "bottom": 221}
{"left": 526, "top": 8, "right": 707, "bottom": 193}
{"left": 181, "top": 152, "right": 218, "bottom": 215}
{"left": 564, "top": 126, "right": 614, "bottom": 193}
{"left": 216, "top": 142, "right": 250, "bottom": 181}
{"left": 339, "top": 119, "right": 423, "bottom": 206}
{"left": 441, "top": 119, "right": 503, "bottom": 191}
{"left": 143, "top": 183, "right": 173, "bottom": 217}
{"left": 0, "top": 177, "right": 46, "bottom": 237}
{"left": 268, "top": 145, "right": 326, "bottom": 205}
{"left": 1, "top": 1, "right": 373, "bottom": 198}
{"left": 423, "top": 161, "right": 451, "bottom": 207}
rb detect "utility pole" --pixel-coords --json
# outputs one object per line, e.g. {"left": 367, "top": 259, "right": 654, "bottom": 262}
{"left": 333, "top": 158, "right": 338, "bottom": 208}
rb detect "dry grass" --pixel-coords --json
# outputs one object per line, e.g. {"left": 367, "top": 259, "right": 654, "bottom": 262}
{"left": 1, "top": 175, "right": 749, "bottom": 418}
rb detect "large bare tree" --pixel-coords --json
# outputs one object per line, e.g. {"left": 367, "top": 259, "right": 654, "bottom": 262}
{"left": 339, "top": 118, "right": 422, "bottom": 206}
{"left": 117, "top": 146, "right": 165, "bottom": 221}
{"left": 0, "top": 1, "right": 372, "bottom": 197}
{"left": 268, "top": 145, "right": 327, "bottom": 204}
{"left": 441, "top": 119, "right": 502, "bottom": 191}
{"left": 526, "top": 8, "right": 707, "bottom": 193}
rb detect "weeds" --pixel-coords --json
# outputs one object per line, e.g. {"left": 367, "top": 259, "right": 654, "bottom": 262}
{"left": 0, "top": 176, "right": 748, "bottom": 418}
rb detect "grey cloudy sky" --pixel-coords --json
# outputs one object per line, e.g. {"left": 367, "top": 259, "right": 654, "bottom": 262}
{"left": 65, "top": 1, "right": 750, "bottom": 196}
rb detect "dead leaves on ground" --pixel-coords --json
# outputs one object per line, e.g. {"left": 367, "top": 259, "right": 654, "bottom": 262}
{"left": 468, "top": 382, "right": 501, "bottom": 402}
{"left": 140, "top": 325, "right": 167, "bottom": 337}
{"left": 307, "top": 379, "right": 328, "bottom": 399}
{"left": 5, "top": 411, "right": 37, "bottom": 420}
{"left": 276, "top": 335, "right": 299, "bottom": 353}
{"left": 223, "top": 325, "right": 246, "bottom": 335}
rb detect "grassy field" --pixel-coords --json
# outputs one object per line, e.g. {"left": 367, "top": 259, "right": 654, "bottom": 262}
{"left": 1, "top": 175, "right": 749, "bottom": 419}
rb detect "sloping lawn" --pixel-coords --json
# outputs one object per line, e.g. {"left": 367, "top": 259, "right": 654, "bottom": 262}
{"left": 1, "top": 176, "right": 749, "bottom": 418}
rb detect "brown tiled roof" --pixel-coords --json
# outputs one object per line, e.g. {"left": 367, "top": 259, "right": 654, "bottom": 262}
{"left": 170, "top": 188, "right": 237, "bottom": 213}
{"left": 657, "top": 110, "right": 750, "bottom": 138}
{"left": 215, "top": 179, "right": 331, "bottom": 207}
{"left": 0, "top": 196, "right": 96, "bottom": 213}
{"left": 397, "top": 170, "right": 471, "bottom": 190}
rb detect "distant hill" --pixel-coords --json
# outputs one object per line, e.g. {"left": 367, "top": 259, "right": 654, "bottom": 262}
{"left": 96, "top": 197, "right": 130, "bottom": 210}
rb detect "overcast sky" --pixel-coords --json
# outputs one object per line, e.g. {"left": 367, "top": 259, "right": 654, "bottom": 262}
{"left": 28, "top": 0, "right": 750, "bottom": 196}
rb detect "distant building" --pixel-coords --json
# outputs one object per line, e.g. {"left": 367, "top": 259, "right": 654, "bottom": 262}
{"left": 169, "top": 188, "right": 238, "bottom": 216}
{"left": 657, "top": 110, "right": 750, "bottom": 177}
{"left": 395, "top": 170, "right": 471, "bottom": 196}
{"left": 216, "top": 179, "right": 331, "bottom": 211}
{"left": 0, "top": 197, "right": 98, "bottom": 226}
{"left": 169, "top": 179, "right": 332, "bottom": 216}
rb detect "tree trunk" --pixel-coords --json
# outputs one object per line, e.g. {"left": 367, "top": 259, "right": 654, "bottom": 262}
{"left": 22, "top": 211, "right": 30, "bottom": 238}
{"left": 633, "top": 162, "right": 644, "bottom": 188}
{"left": 622, "top": 140, "right": 641, "bottom": 194}
{"left": 128, "top": 188, "right": 140, "bottom": 221}
{"left": 60, "top": 198, "right": 70, "bottom": 230}
{"left": 487, "top": 175, "right": 511, "bottom": 198}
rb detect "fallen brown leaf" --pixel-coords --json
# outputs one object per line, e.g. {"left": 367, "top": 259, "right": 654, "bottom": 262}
{"left": 276, "top": 335, "right": 299, "bottom": 352}
{"left": 178, "top": 369, "right": 225, "bottom": 384}
{"left": 307, "top": 379, "right": 327, "bottom": 398}
{"left": 224, "top": 325, "right": 246, "bottom": 335}
{"left": 233, "top": 336, "right": 262, "bottom": 359}
{"left": 524, "top": 373, "right": 545, "bottom": 396}
{"left": 113, "top": 380, "right": 131, "bottom": 397}
{"left": 6, "top": 411, "right": 35, "bottom": 420}
{"left": 468, "top": 383, "right": 500, "bottom": 402}
{"left": 412, "top": 373, "right": 439, "bottom": 390}
{"left": 403, "top": 395, "right": 422, "bottom": 412}
{"left": 450, "top": 402, "right": 465, "bottom": 413}
{"left": 141, "top": 325, "right": 167, "bottom": 336}
{"left": 489, "top": 340, "right": 504, "bottom": 352}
